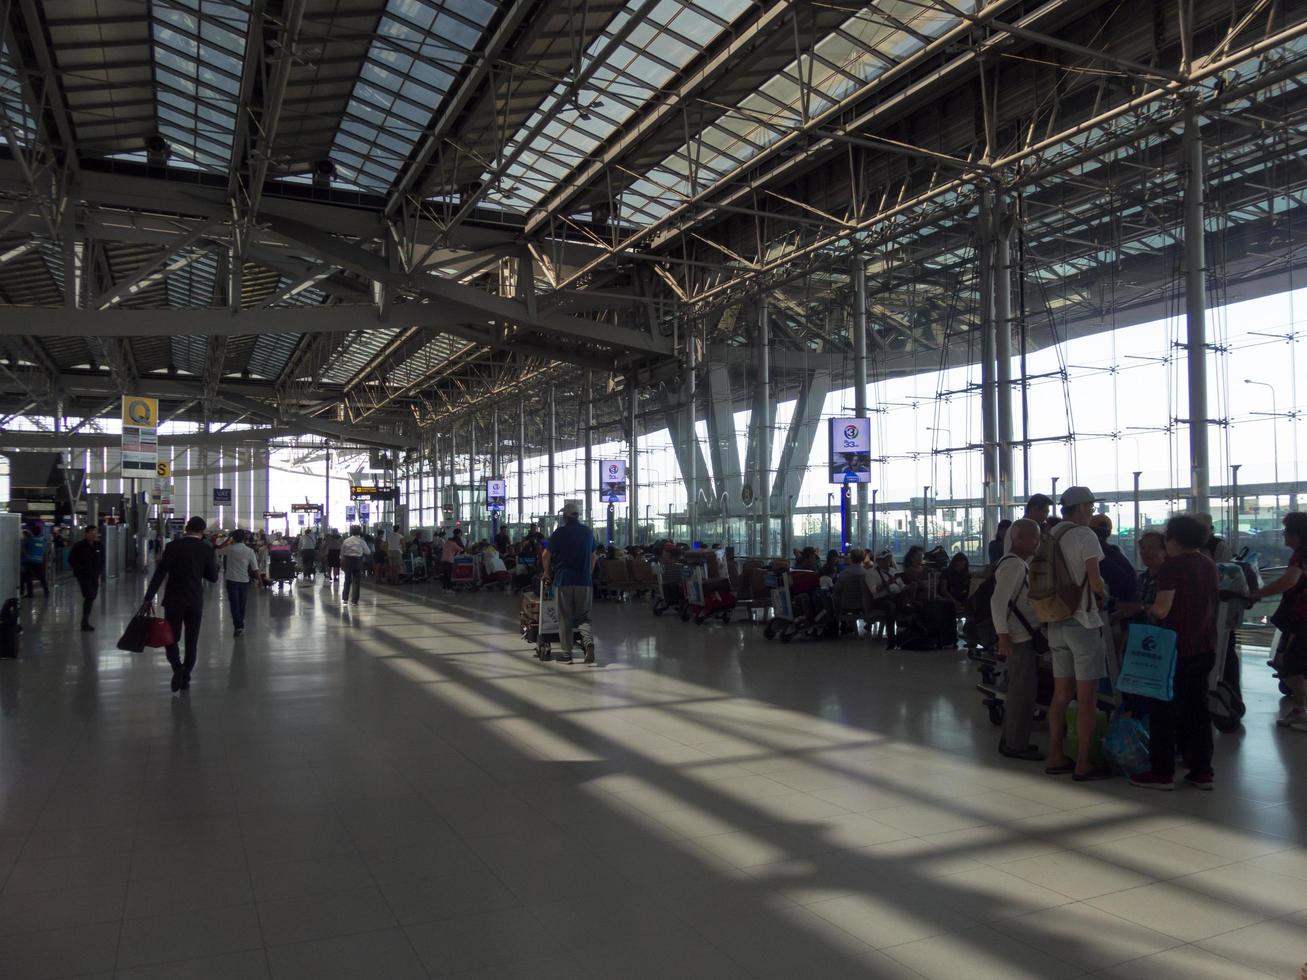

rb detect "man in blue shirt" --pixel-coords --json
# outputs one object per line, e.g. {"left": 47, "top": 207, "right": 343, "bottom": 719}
{"left": 542, "top": 499, "right": 597, "bottom": 665}
{"left": 21, "top": 528, "right": 48, "bottom": 598}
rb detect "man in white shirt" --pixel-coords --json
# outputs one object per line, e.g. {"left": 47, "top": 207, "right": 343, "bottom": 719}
{"left": 221, "top": 529, "right": 260, "bottom": 637}
{"left": 1043, "top": 487, "right": 1108, "bottom": 781}
{"left": 299, "top": 529, "right": 318, "bottom": 581}
{"left": 992, "top": 519, "right": 1044, "bottom": 761}
{"left": 340, "top": 526, "right": 372, "bottom": 604}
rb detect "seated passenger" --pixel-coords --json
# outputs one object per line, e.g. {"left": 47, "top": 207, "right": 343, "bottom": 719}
{"left": 864, "top": 552, "right": 902, "bottom": 644}
{"left": 938, "top": 553, "right": 971, "bottom": 612}
{"left": 989, "top": 520, "right": 1012, "bottom": 565}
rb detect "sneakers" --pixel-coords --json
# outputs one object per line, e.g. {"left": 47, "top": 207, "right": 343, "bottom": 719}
{"left": 556, "top": 655, "right": 574, "bottom": 665}
{"left": 234, "top": 628, "right": 244, "bottom": 637}
{"left": 1183, "top": 771, "right": 1215, "bottom": 791}
{"left": 583, "top": 643, "right": 595, "bottom": 665}
{"left": 1129, "top": 771, "right": 1176, "bottom": 791}
{"left": 1277, "top": 708, "right": 1307, "bottom": 730}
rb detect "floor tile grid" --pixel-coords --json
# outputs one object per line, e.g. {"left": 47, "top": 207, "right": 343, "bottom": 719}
{"left": 368, "top": 588, "right": 1307, "bottom": 977}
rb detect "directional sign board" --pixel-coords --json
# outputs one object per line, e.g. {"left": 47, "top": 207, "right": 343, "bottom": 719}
{"left": 121, "top": 395, "right": 159, "bottom": 478}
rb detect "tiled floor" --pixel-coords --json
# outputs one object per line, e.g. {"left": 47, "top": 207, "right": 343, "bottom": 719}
{"left": 1, "top": 572, "right": 1304, "bottom": 979}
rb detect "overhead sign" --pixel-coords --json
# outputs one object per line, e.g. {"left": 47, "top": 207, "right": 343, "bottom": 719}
{"left": 155, "top": 461, "right": 171, "bottom": 478}
{"left": 599, "top": 460, "right": 627, "bottom": 503}
{"left": 350, "top": 485, "right": 396, "bottom": 501}
{"left": 121, "top": 395, "right": 159, "bottom": 478}
{"left": 829, "top": 418, "right": 871, "bottom": 484}
{"left": 297, "top": 514, "right": 305, "bottom": 526}
{"left": 291, "top": 502, "right": 323, "bottom": 513}
{"left": 345, "top": 505, "right": 356, "bottom": 522}
{"left": 486, "top": 479, "right": 506, "bottom": 511}
{"left": 359, "top": 501, "right": 371, "bottom": 519}
{"left": 121, "top": 396, "right": 158, "bottom": 428}
{"left": 263, "top": 511, "right": 287, "bottom": 519}
{"left": 213, "top": 488, "right": 232, "bottom": 505}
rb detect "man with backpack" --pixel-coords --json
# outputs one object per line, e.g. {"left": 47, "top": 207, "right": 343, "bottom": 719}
{"left": 1032, "top": 487, "right": 1110, "bottom": 781}
{"left": 991, "top": 519, "right": 1045, "bottom": 761}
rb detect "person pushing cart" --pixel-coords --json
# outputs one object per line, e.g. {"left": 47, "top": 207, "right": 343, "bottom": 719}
{"left": 541, "top": 499, "right": 597, "bottom": 665}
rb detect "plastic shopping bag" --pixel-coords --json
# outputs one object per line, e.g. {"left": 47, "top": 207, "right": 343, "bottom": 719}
{"left": 1117, "top": 623, "right": 1178, "bottom": 701}
{"left": 1064, "top": 703, "right": 1109, "bottom": 769}
{"left": 1102, "top": 712, "right": 1150, "bottom": 776}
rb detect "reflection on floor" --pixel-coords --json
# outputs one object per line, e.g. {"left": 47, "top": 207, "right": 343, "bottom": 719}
{"left": 0, "top": 573, "right": 1304, "bottom": 979}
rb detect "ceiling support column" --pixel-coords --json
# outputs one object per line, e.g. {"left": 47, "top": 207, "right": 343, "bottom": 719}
{"left": 547, "top": 386, "right": 556, "bottom": 525}
{"left": 978, "top": 188, "right": 998, "bottom": 548}
{"left": 994, "top": 187, "right": 1015, "bottom": 518}
{"left": 852, "top": 259, "right": 868, "bottom": 549}
{"left": 1183, "top": 98, "right": 1210, "bottom": 514}
{"left": 583, "top": 370, "right": 594, "bottom": 529}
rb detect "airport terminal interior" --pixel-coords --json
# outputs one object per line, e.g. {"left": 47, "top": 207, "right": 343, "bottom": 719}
{"left": 1, "top": 0, "right": 1307, "bottom": 977}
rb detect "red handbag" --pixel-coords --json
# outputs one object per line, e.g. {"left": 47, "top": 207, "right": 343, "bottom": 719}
{"left": 142, "top": 605, "right": 175, "bottom": 648}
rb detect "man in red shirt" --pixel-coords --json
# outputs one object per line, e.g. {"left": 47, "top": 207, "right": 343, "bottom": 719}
{"left": 1130, "top": 515, "right": 1219, "bottom": 791}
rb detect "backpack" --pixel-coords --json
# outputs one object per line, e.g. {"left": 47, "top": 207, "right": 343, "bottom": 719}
{"left": 963, "top": 559, "right": 1007, "bottom": 647}
{"left": 1028, "top": 522, "right": 1087, "bottom": 623}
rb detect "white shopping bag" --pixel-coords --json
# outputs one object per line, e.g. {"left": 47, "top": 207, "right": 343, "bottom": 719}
{"left": 538, "top": 582, "right": 561, "bottom": 638}
{"left": 686, "top": 566, "right": 705, "bottom": 606}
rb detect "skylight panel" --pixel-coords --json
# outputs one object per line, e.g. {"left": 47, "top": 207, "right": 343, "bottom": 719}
{"left": 614, "top": 0, "right": 967, "bottom": 227}
{"left": 327, "top": 0, "right": 495, "bottom": 193}
{"left": 0, "top": 41, "right": 35, "bottom": 147}
{"left": 150, "top": 0, "right": 251, "bottom": 173}
{"left": 483, "top": 0, "right": 752, "bottom": 213}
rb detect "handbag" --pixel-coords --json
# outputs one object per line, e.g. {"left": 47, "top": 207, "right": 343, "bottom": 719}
{"left": 141, "top": 604, "right": 175, "bottom": 649}
{"left": 116, "top": 607, "right": 151, "bottom": 653}
{"left": 1118, "top": 623, "right": 1178, "bottom": 700}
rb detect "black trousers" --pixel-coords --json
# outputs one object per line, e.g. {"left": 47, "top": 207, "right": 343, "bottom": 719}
{"left": 1148, "top": 650, "right": 1215, "bottom": 778}
{"left": 23, "top": 562, "right": 47, "bottom": 596}
{"left": 342, "top": 557, "right": 362, "bottom": 603}
{"left": 76, "top": 574, "right": 98, "bottom": 625}
{"left": 163, "top": 605, "right": 203, "bottom": 675}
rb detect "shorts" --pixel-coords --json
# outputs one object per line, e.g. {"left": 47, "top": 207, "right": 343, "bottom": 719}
{"left": 1048, "top": 618, "right": 1106, "bottom": 681}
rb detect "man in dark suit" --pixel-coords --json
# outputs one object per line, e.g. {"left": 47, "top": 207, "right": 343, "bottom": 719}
{"left": 145, "top": 515, "right": 218, "bottom": 692}
{"left": 67, "top": 526, "right": 102, "bottom": 631}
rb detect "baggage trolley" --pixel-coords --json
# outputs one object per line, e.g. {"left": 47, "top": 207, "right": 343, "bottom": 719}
{"left": 449, "top": 554, "right": 478, "bottom": 591}
{"left": 521, "top": 582, "right": 584, "bottom": 660}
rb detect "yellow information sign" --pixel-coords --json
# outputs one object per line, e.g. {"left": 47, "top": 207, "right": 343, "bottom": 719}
{"left": 155, "top": 461, "right": 171, "bottom": 478}
{"left": 122, "top": 395, "right": 158, "bottom": 428}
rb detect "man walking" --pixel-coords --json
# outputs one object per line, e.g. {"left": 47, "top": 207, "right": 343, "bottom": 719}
{"left": 221, "top": 530, "right": 259, "bottom": 637}
{"left": 542, "top": 500, "right": 597, "bottom": 665}
{"left": 324, "top": 526, "right": 343, "bottom": 582}
{"left": 21, "top": 527, "right": 48, "bottom": 599}
{"left": 992, "top": 519, "right": 1044, "bottom": 761}
{"left": 68, "top": 526, "right": 102, "bottom": 631}
{"left": 145, "top": 516, "right": 218, "bottom": 693}
{"left": 299, "top": 527, "right": 318, "bottom": 581}
{"left": 340, "top": 525, "right": 371, "bottom": 604}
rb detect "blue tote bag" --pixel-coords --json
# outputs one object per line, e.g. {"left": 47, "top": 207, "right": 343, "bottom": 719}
{"left": 1118, "top": 623, "right": 1178, "bottom": 700}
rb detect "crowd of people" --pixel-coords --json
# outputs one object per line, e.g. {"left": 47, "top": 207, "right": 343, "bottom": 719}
{"left": 15, "top": 488, "right": 1306, "bottom": 796}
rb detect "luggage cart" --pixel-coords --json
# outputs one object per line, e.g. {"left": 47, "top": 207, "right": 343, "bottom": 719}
{"left": 521, "top": 582, "right": 584, "bottom": 660}
{"left": 449, "top": 554, "right": 478, "bottom": 591}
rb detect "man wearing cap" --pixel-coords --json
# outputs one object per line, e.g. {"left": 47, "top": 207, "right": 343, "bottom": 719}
{"left": 542, "top": 500, "right": 597, "bottom": 665}
{"left": 1043, "top": 486, "right": 1109, "bottom": 781}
